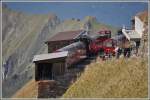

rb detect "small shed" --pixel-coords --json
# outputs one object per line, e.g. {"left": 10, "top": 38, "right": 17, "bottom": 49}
{"left": 33, "top": 51, "right": 68, "bottom": 81}
{"left": 45, "top": 30, "right": 85, "bottom": 53}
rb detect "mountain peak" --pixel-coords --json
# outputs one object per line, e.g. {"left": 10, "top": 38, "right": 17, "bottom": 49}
{"left": 48, "top": 14, "right": 58, "bottom": 19}
{"left": 84, "top": 16, "right": 97, "bottom": 22}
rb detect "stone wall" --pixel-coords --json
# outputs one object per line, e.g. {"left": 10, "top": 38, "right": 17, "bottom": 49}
{"left": 38, "top": 80, "right": 57, "bottom": 98}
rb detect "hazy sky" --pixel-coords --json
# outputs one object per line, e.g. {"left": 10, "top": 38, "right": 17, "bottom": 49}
{"left": 4, "top": 2, "right": 148, "bottom": 28}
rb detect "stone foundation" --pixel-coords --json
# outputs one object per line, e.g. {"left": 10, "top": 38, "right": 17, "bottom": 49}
{"left": 37, "top": 80, "right": 57, "bottom": 98}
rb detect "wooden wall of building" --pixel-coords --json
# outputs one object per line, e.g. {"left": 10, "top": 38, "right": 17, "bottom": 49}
{"left": 35, "top": 61, "right": 66, "bottom": 81}
{"left": 53, "top": 62, "right": 66, "bottom": 76}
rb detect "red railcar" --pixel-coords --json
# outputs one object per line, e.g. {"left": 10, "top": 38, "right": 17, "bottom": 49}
{"left": 98, "top": 29, "right": 111, "bottom": 39}
{"left": 103, "top": 39, "right": 116, "bottom": 56}
{"left": 89, "top": 29, "right": 116, "bottom": 57}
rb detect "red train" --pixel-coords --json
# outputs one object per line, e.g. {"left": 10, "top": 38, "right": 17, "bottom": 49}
{"left": 89, "top": 29, "right": 116, "bottom": 57}
{"left": 55, "top": 29, "right": 116, "bottom": 67}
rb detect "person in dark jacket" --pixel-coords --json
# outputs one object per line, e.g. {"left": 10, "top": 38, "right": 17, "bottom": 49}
{"left": 124, "top": 47, "right": 131, "bottom": 58}
{"left": 115, "top": 46, "right": 122, "bottom": 59}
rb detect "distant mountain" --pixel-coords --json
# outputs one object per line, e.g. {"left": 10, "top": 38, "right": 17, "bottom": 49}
{"left": 2, "top": 4, "right": 118, "bottom": 98}
{"left": 2, "top": 5, "right": 60, "bottom": 97}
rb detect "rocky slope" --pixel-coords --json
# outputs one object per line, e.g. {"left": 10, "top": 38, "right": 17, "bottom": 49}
{"left": 2, "top": 4, "right": 118, "bottom": 98}
{"left": 2, "top": 5, "right": 60, "bottom": 97}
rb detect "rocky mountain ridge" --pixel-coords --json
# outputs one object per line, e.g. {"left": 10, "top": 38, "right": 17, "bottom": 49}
{"left": 2, "top": 5, "right": 60, "bottom": 97}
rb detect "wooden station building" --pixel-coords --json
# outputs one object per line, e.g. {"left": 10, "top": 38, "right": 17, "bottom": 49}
{"left": 33, "top": 30, "right": 86, "bottom": 81}
{"left": 45, "top": 30, "right": 85, "bottom": 53}
{"left": 33, "top": 51, "right": 68, "bottom": 81}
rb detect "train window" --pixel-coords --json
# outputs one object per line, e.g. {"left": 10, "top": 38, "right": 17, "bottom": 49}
{"left": 105, "top": 43, "right": 112, "bottom": 47}
{"left": 105, "top": 41, "right": 113, "bottom": 47}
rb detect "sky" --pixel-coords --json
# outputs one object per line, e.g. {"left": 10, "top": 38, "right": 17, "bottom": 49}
{"left": 4, "top": 2, "right": 148, "bottom": 28}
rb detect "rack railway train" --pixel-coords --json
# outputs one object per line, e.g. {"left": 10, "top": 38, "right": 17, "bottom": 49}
{"left": 54, "top": 29, "right": 117, "bottom": 68}
{"left": 33, "top": 29, "right": 121, "bottom": 82}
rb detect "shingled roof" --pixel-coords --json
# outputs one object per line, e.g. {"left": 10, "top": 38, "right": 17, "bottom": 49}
{"left": 46, "top": 30, "right": 84, "bottom": 43}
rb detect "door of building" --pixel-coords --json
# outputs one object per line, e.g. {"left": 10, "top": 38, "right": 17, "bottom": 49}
{"left": 37, "top": 63, "right": 53, "bottom": 81}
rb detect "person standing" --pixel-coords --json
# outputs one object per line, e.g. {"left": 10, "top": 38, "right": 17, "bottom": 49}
{"left": 123, "top": 39, "right": 131, "bottom": 58}
{"left": 115, "top": 46, "right": 122, "bottom": 59}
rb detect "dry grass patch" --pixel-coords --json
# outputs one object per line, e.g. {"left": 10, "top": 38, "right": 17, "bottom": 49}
{"left": 63, "top": 57, "right": 148, "bottom": 98}
{"left": 12, "top": 79, "right": 38, "bottom": 98}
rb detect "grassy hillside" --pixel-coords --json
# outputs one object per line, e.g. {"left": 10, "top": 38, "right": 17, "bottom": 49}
{"left": 63, "top": 57, "right": 148, "bottom": 98}
{"left": 13, "top": 57, "right": 148, "bottom": 98}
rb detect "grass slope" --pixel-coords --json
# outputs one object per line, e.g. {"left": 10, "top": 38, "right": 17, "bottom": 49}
{"left": 63, "top": 57, "right": 148, "bottom": 98}
{"left": 12, "top": 79, "right": 38, "bottom": 98}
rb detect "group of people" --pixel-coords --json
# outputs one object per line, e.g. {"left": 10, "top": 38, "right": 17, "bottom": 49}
{"left": 115, "top": 40, "right": 140, "bottom": 59}
{"left": 115, "top": 46, "right": 131, "bottom": 59}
